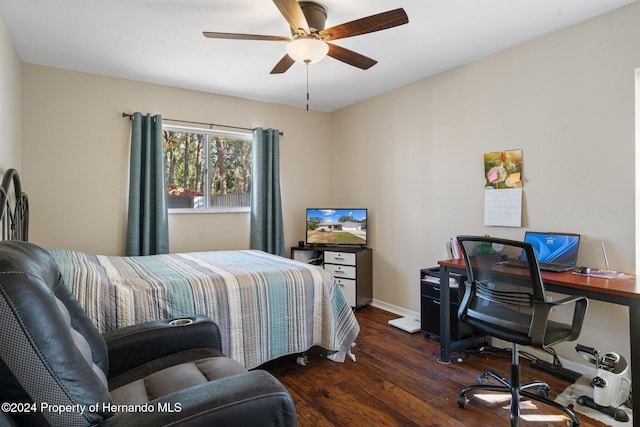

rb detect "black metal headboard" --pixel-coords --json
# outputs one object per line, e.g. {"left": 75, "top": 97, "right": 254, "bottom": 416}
{"left": 0, "top": 169, "right": 29, "bottom": 241}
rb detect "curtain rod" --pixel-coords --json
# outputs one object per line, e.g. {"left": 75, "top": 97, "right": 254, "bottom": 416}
{"left": 121, "top": 113, "right": 283, "bottom": 136}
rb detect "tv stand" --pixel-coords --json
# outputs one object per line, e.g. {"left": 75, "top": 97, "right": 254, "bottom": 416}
{"left": 291, "top": 245, "right": 372, "bottom": 309}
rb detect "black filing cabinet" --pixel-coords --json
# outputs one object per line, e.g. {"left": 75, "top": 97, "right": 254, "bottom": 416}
{"left": 420, "top": 267, "right": 473, "bottom": 341}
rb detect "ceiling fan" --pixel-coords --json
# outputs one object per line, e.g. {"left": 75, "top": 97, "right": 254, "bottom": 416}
{"left": 203, "top": 0, "right": 409, "bottom": 74}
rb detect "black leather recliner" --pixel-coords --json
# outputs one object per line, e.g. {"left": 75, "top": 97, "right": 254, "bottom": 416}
{"left": 0, "top": 241, "right": 297, "bottom": 426}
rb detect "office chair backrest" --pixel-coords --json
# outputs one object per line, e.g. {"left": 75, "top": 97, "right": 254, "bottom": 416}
{"left": 456, "top": 235, "right": 548, "bottom": 343}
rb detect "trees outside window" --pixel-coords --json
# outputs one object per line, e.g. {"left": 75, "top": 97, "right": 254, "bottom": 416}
{"left": 163, "top": 126, "right": 252, "bottom": 211}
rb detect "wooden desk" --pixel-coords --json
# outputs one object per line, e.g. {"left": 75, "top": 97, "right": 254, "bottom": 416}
{"left": 437, "top": 258, "right": 640, "bottom": 424}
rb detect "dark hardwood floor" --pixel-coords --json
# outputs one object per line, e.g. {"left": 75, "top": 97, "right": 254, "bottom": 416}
{"left": 262, "top": 305, "right": 609, "bottom": 427}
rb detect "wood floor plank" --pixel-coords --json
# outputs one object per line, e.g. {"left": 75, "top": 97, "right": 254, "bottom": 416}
{"left": 285, "top": 387, "right": 335, "bottom": 427}
{"left": 262, "top": 306, "right": 610, "bottom": 427}
{"left": 308, "top": 380, "right": 423, "bottom": 427}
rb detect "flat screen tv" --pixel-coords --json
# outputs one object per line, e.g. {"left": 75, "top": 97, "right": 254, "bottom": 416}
{"left": 306, "top": 208, "right": 367, "bottom": 247}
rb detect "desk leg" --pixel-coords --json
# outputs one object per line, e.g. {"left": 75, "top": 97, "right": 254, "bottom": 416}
{"left": 439, "top": 266, "right": 452, "bottom": 363}
{"left": 630, "top": 303, "right": 639, "bottom": 427}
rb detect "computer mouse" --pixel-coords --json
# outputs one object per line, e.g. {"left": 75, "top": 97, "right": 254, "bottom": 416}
{"left": 577, "top": 266, "right": 591, "bottom": 274}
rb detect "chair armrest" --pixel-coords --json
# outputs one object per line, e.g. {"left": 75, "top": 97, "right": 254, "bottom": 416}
{"left": 548, "top": 294, "right": 588, "bottom": 307}
{"left": 556, "top": 295, "right": 588, "bottom": 342}
{"left": 103, "top": 315, "right": 223, "bottom": 378}
{"left": 530, "top": 295, "right": 588, "bottom": 347}
{"left": 101, "top": 370, "right": 297, "bottom": 427}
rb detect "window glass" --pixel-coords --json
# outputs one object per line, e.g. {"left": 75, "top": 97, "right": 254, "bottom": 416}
{"left": 163, "top": 126, "right": 252, "bottom": 211}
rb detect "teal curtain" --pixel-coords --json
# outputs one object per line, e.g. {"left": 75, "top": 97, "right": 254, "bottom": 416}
{"left": 126, "top": 112, "right": 169, "bottom": 256}
{"left": 250, "top": 128, "right": 284, "bottom": 256}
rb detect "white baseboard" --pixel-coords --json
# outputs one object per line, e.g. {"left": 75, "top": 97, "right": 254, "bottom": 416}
{"left": 371, "top": 299, "right": 422, "bottom": 333}
{"left": 370, "top": 299, "right": 420, "bottom": 320}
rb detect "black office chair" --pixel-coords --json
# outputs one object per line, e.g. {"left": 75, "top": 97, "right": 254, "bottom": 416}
{"left": 455, "top": 235, "right": 588, "bottom": 427}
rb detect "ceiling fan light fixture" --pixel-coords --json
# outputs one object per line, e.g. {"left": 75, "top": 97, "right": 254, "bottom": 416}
{"left": 286, "top": 37, "right": 329, "bottom": 64}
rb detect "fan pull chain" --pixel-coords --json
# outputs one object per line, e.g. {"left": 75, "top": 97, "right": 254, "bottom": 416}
{"left": 305, "top": 60, "right": 310, "bottom": 111}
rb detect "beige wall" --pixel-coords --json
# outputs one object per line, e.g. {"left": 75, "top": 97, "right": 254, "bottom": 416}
{"left": 10, "top": 2, "right": 640, "bottom": 371}
{"left": 0, "top": 11, "right": 21, "bottom": 172}
{"left": 330, "top": 2, "right": 639, "bottom": 368}
{"left": 21, "top": 66, "right": 332, "bottom": 255}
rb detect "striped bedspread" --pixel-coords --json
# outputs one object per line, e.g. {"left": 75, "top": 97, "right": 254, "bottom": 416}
{"left": 48, "top": 249, "right": 360, "bottom": 369}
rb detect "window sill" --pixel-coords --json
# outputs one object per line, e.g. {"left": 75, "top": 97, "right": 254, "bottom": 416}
{"left": 168, "top": 207, "right": 250, "bottom": 214}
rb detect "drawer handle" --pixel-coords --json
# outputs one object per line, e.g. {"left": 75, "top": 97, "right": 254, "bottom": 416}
{"left": 432, "top": 300, "right": 441, "bottom": 305}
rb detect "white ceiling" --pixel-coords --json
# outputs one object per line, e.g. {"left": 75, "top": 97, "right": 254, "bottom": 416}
{"left": 1, "top": 0, "right": 636, "bottom": 112}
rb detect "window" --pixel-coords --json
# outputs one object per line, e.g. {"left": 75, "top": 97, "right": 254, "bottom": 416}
{"left": 163, "top": 125, "right": 252, "bottom": 211}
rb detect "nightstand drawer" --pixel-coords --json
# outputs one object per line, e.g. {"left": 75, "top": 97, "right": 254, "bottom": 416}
{"left": 335, "top": 278, "right": 356, "bottom": 307}
{"left": 291, "top": 246, "right": 371, "bottom": 309}
{"left": 324, "top": 251, "right": 356, "bottom": 265}
{"left": 324, "top": 263, "right": 356, "bottom": 279}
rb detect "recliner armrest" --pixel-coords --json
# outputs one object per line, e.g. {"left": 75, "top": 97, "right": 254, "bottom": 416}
{"left": 101, "top": 370, "right": 297, "bottom": 427}
{"left": 103, "top": 315, "right": 223, "bottom": 378}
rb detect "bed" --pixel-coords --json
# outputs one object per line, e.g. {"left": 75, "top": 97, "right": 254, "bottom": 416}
{"left": 0, "top": 169, "right": 359, "bottom": 369}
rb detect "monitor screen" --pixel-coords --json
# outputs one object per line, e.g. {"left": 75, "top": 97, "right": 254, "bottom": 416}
{"left": 306, "top": 208, "right": 367, "bottom": 246}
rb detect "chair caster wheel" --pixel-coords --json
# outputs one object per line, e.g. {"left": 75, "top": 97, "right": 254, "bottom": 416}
{"left": 536, "top": 385, "right": 549, "bottom": 398}
{"left": 457, "top": 396, "right": 469, "bottom": 408}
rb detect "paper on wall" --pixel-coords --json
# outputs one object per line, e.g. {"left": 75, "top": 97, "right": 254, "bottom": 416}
{"left": 484, "top": 188, "right": 522, "bottom": 227}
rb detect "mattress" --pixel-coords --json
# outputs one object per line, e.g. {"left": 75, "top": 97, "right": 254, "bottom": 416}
{"left": 49, "top": 248, "right": 360, "bottom": 369}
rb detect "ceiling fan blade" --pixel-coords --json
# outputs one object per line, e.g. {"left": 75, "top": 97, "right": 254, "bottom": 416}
{"left": 272, "top": 0, "right": 310, "bottom": 34}
{"left": 270, "top": 54, "right": 296, "bottom": 74}
{"left": 320, "top": 8, "right": 408, "bottom": 41}
{"left": 326, "top": 43, "right": 377, "bottom": 70}
{"left": 203, "top": 32, "right": 291, "bottom": 42}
